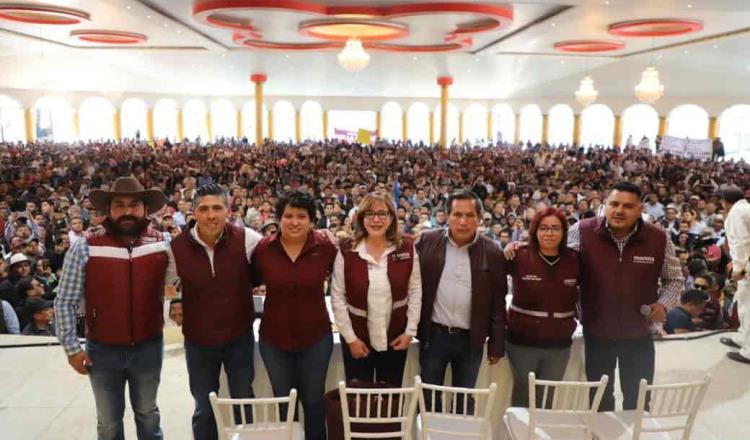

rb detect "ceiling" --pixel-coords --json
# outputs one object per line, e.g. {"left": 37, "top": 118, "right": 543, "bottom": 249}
{"left": 0, "top": 0, "right": 749, "bottom": 100}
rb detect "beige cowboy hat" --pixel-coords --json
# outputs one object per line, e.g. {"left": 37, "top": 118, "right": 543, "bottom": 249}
{"left": 89, "top": 176, "right": 167, "bottom": 215}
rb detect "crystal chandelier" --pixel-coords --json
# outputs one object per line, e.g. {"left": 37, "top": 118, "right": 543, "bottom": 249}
{"left": 574, "top": 76, "right": 598, "bottom": 106}
{"left": 635, "top": 66, "right": 664, "bottom": 104}
{"left": 337, "top": 38, "right": 370, "bottom": 72}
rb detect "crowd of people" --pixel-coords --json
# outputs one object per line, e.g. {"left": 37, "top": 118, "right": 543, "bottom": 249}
{"left": 1, "top": 137, "right": 749, "bottom": 440}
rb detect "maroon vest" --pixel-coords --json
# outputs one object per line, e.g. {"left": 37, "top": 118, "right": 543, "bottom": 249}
{"left": 579, "top": 218, "right": 665, "bottom": 340}
{"left": 85, "top": 229, "right": 167, "bottom": 345}
{"left": 508, "top": 247, "right": 580, "bottom": 348}
{"left": 171, "top": 223, "right": 254, "bottom": 346}
{"left": 341, "top": 236, "right": 414, "bottom": 348}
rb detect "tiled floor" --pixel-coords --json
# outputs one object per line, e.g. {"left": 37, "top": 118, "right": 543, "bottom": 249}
{"left": 1, "top": 332, "right": 749, "bottom": 439}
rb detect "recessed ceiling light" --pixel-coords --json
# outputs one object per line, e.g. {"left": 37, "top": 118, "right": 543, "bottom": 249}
{"left": 467, "top": 68, "right": 471, "bottom": 73}
{"left": 714, "top": 44, "right": 718, "bottom": 49}
{"left": 146, "top": 15, "right": 151, "bottom": 19}
{"left": 687, "top": 4, "right": 692, "bottom": 8}
{"left": 177, "top": 29, "right": 182, "bottom": 34}
{"left": 126, "top": 5, "right": 131, "bottom": 9}
{"left": 658, "top": 54, "right": 663, "bottom": 59}
{"left": 412, "top": 56, "right": 418, "bottom": 61}
{"left": 221, "top": 53, "right": 226, "bottom": 58}
{"left": 604, "top": 0, "right": 609, "bottom": 4}
{"left": 285, "top": 54, "right": 289, "bottom": 59}
{"left": 551, "top": 22, "right": 556, "bottom": 27}
{"left": 163, "top": 23, "right": 168, "bottom": 28}
{"left": 683, "top": 49, "right": 688, "bottom": 54}
{"left": 560, "top": 60, "right": 565, "bottom": 64}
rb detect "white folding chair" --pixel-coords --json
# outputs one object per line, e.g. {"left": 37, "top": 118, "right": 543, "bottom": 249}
{"left": 414, "top": 376, "right": 498, "bottom": 440}
{"left": 590, "top": 375, "right": 712, "bottom": 440}
{"left": 504, "top": 372, "right": 609, "bottom": 440}
{"left": 338, "top": 380, "right": 419, "bottom": 440}
{"left": 209, "top": 389, "right": 301, "bottom": 440}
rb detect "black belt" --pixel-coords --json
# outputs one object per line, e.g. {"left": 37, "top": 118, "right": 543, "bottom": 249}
{"left": 432, "top": 322, "right": 470, "bottom": 335}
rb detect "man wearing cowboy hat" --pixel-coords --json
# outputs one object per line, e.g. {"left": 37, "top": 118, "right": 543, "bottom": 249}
{"left": 55, "top": 176, "right": 176, "bottom": 440}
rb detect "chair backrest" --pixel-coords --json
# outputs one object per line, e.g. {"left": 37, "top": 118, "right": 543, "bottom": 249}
{"left": 338, "top": 380, "right": 419, "bottom": 440}
{"left": 209, "top": 389, "right": 298, "bottom": 440}
{"left": 632, "top": 374, "right": 711, "bottom": 440}
{"left": 527, "top": 372, "right": 609, "bottom": 440}
{"left": 415, "top": 376, "right": 498, "bottom": 440}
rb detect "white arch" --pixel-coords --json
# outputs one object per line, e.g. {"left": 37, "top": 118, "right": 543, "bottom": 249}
{"left": 241, "top": 101, "right": 269, "bottom": 143}
{"left": 519, "top": 104, "right": 542, "bottom": 145}
{"left": 33, "top": 96, "right": 74, "bottom": 142}
{"left": 79, "top": 97, "right": 115, "bottom": 141}
{"left": 547, "top": 104, "right": 574, "bottom": 146}
{"left": 210, "top": 99, "right": 237, "bottom": 141}
{"left": 719, "top": 104, "right": 750, "bottom": 159}
{"left": 621, "top": 104, "right": 658, "bottom": 150}
{"left": 120, "top": 98, "right": 148, "bottom": 140}
{"left": 433, "top": 103, "right": 459, "bottom": 146}
{"left": 580, "top": 104, "right": 615, "bottom": 147}
{"left": 463, "top": 103, "right": 487, "bottom": 145}
{"left": 407, "top": 102, "right": 430, "bottom": 144}
{"left": 183, "top": 99, "right": 208, "bottom": 141}
{"left": 0, "top": 95, "right": 26, "bottom": 142}
{"left": 153, "top": 98, "right": 178, "bottom": 141}
{"left": 272, "top": 100, "right": 295, "bottom": 142}
{"left": 300, "top": 100, "right": 323, "bottom": 141}
{"left": 668, "top": 104, "right": 709, "bottom": 139}
{"left": 380, "top": 101, "right": 402, "bottom": 141}
{"left": 491, "top": 103, "right": 515, "bottom": 144}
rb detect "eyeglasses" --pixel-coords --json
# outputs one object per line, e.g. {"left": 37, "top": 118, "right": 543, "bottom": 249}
{"left": 538, "top": 226, "right": 563, "bottom": 234}
{"left": 363, "top": 210, "right": 391, "bottom": 220}
{"left": 694, "top": 284, "right": 709, "bottom": 290}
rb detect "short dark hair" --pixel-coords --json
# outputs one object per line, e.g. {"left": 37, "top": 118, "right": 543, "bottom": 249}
{"left": 719, "top": 186, "right": 744, "bottom": 204}
{"left": 681, "top": 289, "right": 707, "bottom": 305}
{"left": 169, "top": 298, "right": 183, "bottom": 307}
{"left": 610, "top": 181, "right": 642, "bottom": 200}
{"left": 275, "top": 190, "right": 317, "bottom": 222}
{"left": 193, "top": 183, "right": 227, "bottom": 206}
{"left": 446, "top": 190, "right": 482, "bottom": 217}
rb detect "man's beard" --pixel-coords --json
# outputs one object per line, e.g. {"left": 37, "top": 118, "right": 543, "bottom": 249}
{"left": 110, "top": 215, "right": 149, "bottom": 236}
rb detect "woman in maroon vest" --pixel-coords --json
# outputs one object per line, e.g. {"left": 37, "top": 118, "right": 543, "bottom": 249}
{"left": 253, "top": 190, "right": 338, "bottom": 440}
{"left": 331, "top": 191, "right": 422, "bottom": 386}
{"left": 506, "top": 207, "right": 580, "bottom": 407}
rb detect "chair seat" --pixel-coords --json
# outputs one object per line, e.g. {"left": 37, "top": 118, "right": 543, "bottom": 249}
{"left": 226, "top": 422, "right": 303, "bottom": 440}
{"left": 503, "top": 407, "right": 593, "bottom": 440}
{"left": 590, "top": 411, "right": 711, "bottom": 440}
{"left": 417, "top": 413, "right": 493, "bottom": 440}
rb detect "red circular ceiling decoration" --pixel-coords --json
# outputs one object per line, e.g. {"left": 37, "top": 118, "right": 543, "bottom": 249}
{"left": 70, "top": 30, "right": 148, "bottom": 44}
{"left": 554, "top": 40, "right": 625, "bottom": 53}
{"left": 193, "top": 0, "right": 513, "bottom": 53}
{"left": 299, "top": 19, "right": 409, "bottom": 42}
{"left": 608, "top": 19, "right": 703, "bottom": 37}
{"left": 0, "top": 3, "right": 90, "bottom": 25}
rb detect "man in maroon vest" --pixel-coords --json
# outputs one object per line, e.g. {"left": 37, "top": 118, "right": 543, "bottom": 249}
{"left": 570, "top": 181, "right": 683, "bottom": 410}
{"left": 416, "top": 190, "right": 507, "bottom": 392}
{"left": 170, "top": 183, "right": 262, "bottom": 440}
{"left": 55, "top": 176, "right": 171, "bottom": 440}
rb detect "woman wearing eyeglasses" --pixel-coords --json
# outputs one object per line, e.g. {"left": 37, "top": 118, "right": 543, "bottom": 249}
{"left": 331, "top": 191, "right": 422, "bottom": 386}
{"left": 506, "top": 207, "right": 580, "bottom": 407}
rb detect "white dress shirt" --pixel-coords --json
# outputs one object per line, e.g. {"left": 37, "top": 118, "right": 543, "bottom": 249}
{"left": 725, "top": 199, "right": 750, "bottom": 276}
{"left": 331, "top": 240, "right": 422, "bottom": 351}
{"left": 431, "top": 232, "right": 477, "bottom": 330}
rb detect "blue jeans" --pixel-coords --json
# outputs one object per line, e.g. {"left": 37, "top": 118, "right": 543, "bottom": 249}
{"left": 419, "top": 327, "right": 484, "bottom": 413}
{"left": 86, "top": 336, "right": 164, "bottom": 440}
{"left": 259, "top": 333, "right": 333, "bottom": 440}
{"left": 184, "top": 329, "right": 255, "bottom": 440}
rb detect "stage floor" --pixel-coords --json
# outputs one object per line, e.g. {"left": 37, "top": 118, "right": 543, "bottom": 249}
{"left": 0, "top": 331, "right": 748, "bottom": 439}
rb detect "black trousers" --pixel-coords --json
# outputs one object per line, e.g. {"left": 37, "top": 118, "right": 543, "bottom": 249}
{"left": 341, "top": 342, "right": 408, "bottom": 387}
{"left": 584, "top": 334, "right": 655, "bottom": 411}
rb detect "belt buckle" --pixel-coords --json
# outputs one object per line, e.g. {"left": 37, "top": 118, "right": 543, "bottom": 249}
{"left": 447, "top": 326, "right": 460, "bottom": 334}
